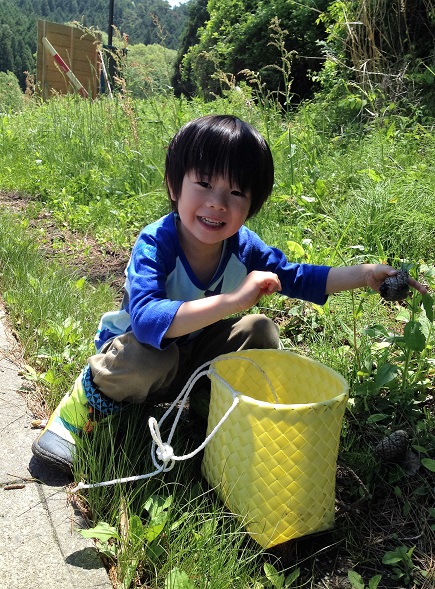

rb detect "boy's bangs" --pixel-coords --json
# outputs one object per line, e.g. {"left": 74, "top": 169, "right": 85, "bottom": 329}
{"left": 185, "top": 127, "right": 264, "bottom": 195}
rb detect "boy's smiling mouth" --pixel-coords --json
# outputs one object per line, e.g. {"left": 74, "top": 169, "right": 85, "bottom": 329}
{"left": 199, "top": 216, "right": 225, "bottom": 227}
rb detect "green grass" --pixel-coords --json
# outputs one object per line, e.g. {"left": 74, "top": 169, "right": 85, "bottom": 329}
{"left": 0, "top": 206, "right": 114, "bottom": 407}
{"left": 0, "top": 90, "right": 434, "bottom": 588}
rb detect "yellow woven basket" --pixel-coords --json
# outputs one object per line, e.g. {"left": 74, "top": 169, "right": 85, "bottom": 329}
{"left": 201, "top": 349, "right": 349, "bottom": 548}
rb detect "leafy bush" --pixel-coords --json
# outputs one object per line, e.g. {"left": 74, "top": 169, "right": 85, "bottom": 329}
{"left": 0, "top": 71, "right": 24, "bottom": 113}
{"left": 123, "top": 44, "right": 177, "bottom": 99}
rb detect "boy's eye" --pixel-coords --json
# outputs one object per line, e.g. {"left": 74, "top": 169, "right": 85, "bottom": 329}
{"left": 231, "top": 190, "right": 246, "bottom": 198}
{"left": 197, "top": 181, "right": 211, "bottom": 188}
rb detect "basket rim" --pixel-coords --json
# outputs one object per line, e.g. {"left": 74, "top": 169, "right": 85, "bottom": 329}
{"left": 234, "top": 389, "right": 349, "bottom": 409}
{"left": 209, "top": 349, "right": 349, "bottom": 408}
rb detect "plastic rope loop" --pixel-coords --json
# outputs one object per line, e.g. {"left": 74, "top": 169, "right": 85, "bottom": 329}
{"left": 71, "top": 357, "right": 238, "bottom": 492}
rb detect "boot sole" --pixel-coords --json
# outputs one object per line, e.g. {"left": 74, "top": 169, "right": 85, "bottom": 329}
{"left": 31, "top": 431, "right": 74, "bottom": 474}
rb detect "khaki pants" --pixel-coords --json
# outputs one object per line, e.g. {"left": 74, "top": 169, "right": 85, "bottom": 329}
{"left": 89, "top": 314, "right": 280, "bottom": 404}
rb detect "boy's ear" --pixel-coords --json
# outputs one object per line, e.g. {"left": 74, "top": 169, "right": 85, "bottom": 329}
{"left": 167, "top": 182, "right": 177, "bottom": 202}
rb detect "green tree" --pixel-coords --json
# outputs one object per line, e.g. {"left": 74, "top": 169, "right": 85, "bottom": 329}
{"left": 178, "top": 0, "right": 328, "bottom": 100}
{"left": 14, "top": 37, "right": 34, "bottom": 88}
{"left": 123, "top": 42, "right": 177, "bottom": 98}
{"left": 121, "top": 0, "right": 189, "bottom": 48}
{"left": 0, "top": 26, "right": 15, "bottom": 73}
{"left": 171, "top": 0, "right": 209, "bottom": 96}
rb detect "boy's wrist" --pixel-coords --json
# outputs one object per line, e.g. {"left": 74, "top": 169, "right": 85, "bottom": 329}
{"left": 219, "top": 292, "right": 245, "bottom": 316}
{"left": 362, "top": 264, "right": 375, "bottom": 288}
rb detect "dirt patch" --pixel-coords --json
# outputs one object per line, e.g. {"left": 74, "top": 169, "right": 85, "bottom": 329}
{"left": 0, "top": 190, "right": 129, "bottom": 297}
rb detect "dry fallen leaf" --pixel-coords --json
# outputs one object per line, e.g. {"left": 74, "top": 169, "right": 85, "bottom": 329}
{"left": 4, "top": 484, "right": 26, "bottom": 490}
{"left": 31, "top": 418, "right": 48, "bottom": 429}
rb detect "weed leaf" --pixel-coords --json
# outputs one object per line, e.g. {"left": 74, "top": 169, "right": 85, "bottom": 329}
{"left": 421, "top": 458, "right": 435, "bottom": 472}
{"left": 404, "top": 321, "right": 426, "bottom": 351}
{"left": 129, "top": 514, "right": 145, "bottom": 540}
{"left": 347, "top": 570, "right": 364, "bottom": 589}
{"left": 143, "top": 494, "right": 173, "bottom": 518}
{"left": 286, "top": 240, "right": 305, "bottom": 262}
{"left": 122, "top": 557, "right": 139, "bottom": 589}
{"left": 364, "top": 324, "right": 389, "bottom": 338}
{"left": 368, "top": 574, "right": 382, "bottom": 589}
{"left": 165, "top": 567, "right": 195, "bottom": 589}
{"left": 382, "top": 552, "right": 403, "bottom": 564}
{"left": 285, "top": 567, "right": 300, "bottom": 586}
{"left": 374, "top": 363, "right": 398, "bottom": 387}
{"left": 144, "top": 511, "right": 168, "bottom": 542}
{"left": 264, "top": 562, "right": 284, "bottom": 588}
{"left": 79, "top": 521, "right": 119, "bottom": 542}
{"left": 422, "top": 293, "right": 434, "bottom": 322}
{"left": 367, "top": 413, "right": 389, "bottom": 423}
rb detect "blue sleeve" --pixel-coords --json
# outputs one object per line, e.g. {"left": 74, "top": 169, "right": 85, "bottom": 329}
{"left": 241, "top": 228, "right": 331, "bottom": 305}
{"left": 127, "top": 233, "right": 183, "bottom": 349}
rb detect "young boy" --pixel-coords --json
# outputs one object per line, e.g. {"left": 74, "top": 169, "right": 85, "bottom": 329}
{"left": 32, "top": 114, "right": 427, "bottom": 472}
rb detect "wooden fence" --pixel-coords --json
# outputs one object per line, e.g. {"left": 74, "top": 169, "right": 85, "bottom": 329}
{"left": 36, "top": 20, "right": 101, "bottom": 100}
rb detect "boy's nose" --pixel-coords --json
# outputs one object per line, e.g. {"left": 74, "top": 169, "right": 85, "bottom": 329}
{"left": 206, "top": 190, "right": 227, "bottom": 209}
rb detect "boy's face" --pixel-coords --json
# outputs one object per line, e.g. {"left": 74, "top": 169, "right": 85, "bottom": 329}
{"left": 171, "top": 172, "right": 252, "bottom": 247}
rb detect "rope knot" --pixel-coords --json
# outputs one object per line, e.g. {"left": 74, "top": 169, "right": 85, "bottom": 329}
{"left": 156, "top": 443, "right": 174, "bottom": 464}
{"left": 71, "top": 362, "right": 240, "bottom": 491}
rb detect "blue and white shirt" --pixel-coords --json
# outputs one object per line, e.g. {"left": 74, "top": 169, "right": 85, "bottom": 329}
{"left": 95, "top": 212, "right": 331, "bottom": 351}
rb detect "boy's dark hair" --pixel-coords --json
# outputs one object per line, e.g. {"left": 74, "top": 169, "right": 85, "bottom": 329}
{"left": 164, "top": 115, "right": 274, "bottom": 218}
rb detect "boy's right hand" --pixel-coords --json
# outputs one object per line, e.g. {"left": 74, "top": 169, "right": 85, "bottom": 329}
{"left": 230, "top": 271, "right": 282, "bottom": 312}
{"left": 165, "top": 271, "right": 281, "bottom": 340}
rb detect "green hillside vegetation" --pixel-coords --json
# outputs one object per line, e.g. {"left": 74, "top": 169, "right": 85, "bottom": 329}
{"left": 0, "top": 1, "right": 435, "bottom": 588}
{"left": 1, "top": 0, "right": 434, "bottom": 103}
{"left": 0, "top": 0, "right": 188, "bottom": 89}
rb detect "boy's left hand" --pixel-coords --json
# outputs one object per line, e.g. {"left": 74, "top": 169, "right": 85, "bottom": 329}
{"left": 368, "top": 265, "right": 428, "bottom": 296}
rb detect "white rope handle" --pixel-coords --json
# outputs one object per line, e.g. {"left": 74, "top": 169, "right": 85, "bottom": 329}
{"left": 71, "top": 359, "right": 232, "bottom": 492}
{"left": 208, "top": 353, "right": 279, "bottom": 404}
{"left": 70, "top": 353, "right": 276, "bottom": 493}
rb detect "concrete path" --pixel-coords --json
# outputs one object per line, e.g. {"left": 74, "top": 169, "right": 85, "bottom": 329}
{"left": 0, "top": 304, "right": 111, "bottom": 589}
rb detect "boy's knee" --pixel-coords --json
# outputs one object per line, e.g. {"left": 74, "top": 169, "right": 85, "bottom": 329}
{"left": 239, "top": 314, "right": 280, "bottom": 349}
{"left": 89, "top": 332, "right": 179, "bottom": 403}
